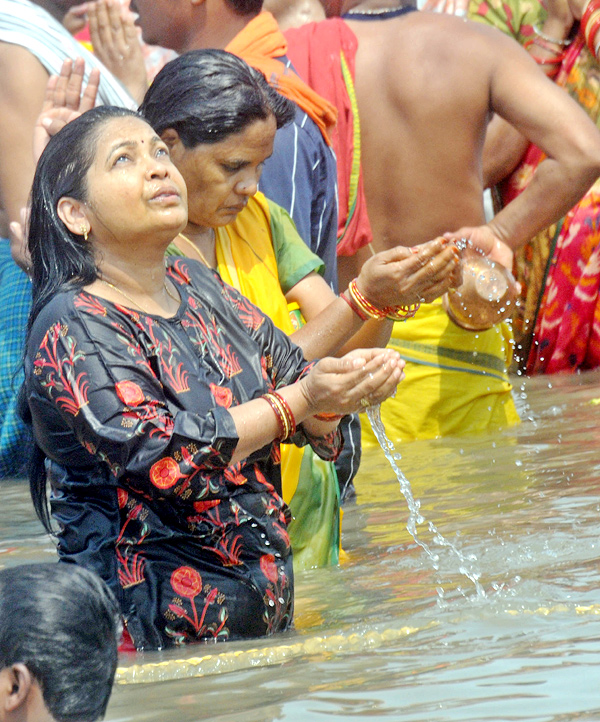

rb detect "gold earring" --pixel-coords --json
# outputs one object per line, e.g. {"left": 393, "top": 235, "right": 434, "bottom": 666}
{"left": 80, "top": 225, "right": 89, "bottom": 242}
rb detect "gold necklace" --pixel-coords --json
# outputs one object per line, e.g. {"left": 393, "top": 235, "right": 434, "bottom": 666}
{"left": 177, "top": 231, "right": 213, "bottom": 268}
{"left": 99, "top": 277, "right": 179, "bottom": 314}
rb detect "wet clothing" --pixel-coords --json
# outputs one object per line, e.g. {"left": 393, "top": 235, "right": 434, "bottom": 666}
{"left": 361, "top": 299, "right": 520, "bottom": 446}
{"left": 471, "top": 0, "right": 600, "bottom": 374}
{"left": 225, "top": 12, "right": 339, "bottom": 291}
{"left": 168, "top": 194, "right": 344, "bottom": 570}
{"left": 25, "top": 259, "right": 340, "bottom": 649}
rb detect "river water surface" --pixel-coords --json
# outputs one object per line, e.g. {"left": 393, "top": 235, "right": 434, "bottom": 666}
{"left": 2, "top": 370, "right": 600, "bottom": 721}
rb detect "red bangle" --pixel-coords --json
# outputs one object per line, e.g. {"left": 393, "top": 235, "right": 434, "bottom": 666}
{"left": 348, "top": 279, "right": 388, "bottom": 320}
{"left": 274, "top": 392, "right": 296, "bottom": 437}
{"left": 524, "top": 37, "right": 556, "bottom": 52}
{"left": 262, "top": 391, "right": 296, "bottom": 441}
{"left": 582, "top": 0, "right": 600, "bottom": 32}
{"left": 340, "top": 289, "right": 370, "bottom": 321}
{"left": 527, "top": 52, "right": 566, "bottom": 64}
{"left": 584, "top": 13, "right": 600, "bottom": 54}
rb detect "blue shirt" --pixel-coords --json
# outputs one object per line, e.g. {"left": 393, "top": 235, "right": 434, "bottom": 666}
{"left": 259, "top": 91, "right": 339, "bottom": 292}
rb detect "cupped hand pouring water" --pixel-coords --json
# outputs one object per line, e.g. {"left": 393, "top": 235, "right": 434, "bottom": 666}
{"left": 300, "top": 348, "right": 405, "bottom": 416}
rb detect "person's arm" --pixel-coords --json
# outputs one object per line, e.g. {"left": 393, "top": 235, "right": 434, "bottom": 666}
{"left": 0, "top": 43, "right": 50, "bottom": 268}
{"left": 286, "top": 238, "right": 462, "bottom": 359}
{"left": 229, "top": 347, "right": 404, "bottom": 461}
{"left": 470, "top": 0, "right": 582, "bottom": 188}
{"left": 482, "top": 25, "right": 600, "bottom": 250}
{"left": 481, "top": 114, "right": 531, "bottom": 189}
{"left": 27, "top": 297, "right": 402, "bottom": 495}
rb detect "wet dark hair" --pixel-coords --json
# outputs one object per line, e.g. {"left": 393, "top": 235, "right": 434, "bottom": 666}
{"left": 139, "top": 49, "right": 295, "bottom": 147}
{"left": 0, "top": 563, "right": 120, "bottom": 722}
{"left": 224, "top": 0, "right": 263, "bottom": 15}
{"left": 24, "top": 105, "right": 142, "bottom": 531}
{"left": 27, "top": 105, "right": 142, "bottom": 330}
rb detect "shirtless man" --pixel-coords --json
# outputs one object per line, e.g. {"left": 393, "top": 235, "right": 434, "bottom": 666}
{"left": 276, "top": 0, "right": 600, "bottom": 444}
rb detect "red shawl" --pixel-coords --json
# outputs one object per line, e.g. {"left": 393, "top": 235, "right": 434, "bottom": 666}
{"left": 225, "top": 12, "right": 337, "bottom": 145}
{"left": 285, "top": 18, "right": 373, "bottom": 256}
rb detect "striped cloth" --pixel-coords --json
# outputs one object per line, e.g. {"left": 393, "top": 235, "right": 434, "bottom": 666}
{"left": 0, "top": 241, "right": 31, "bottom": 478}
{"left": 0, "top": 0, "right": 136, "bottom": 109}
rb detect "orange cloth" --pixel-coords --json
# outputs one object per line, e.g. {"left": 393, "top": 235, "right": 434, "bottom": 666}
{"left": 225, "top": 12, "right": 337, "bottom": 145}
{"left": 286, "top": 18, "right": 373, "bottom": 256}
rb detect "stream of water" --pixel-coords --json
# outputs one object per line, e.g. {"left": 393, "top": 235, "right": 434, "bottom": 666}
{"left": 2, "top": 370, "right": 600, "bottom": 720}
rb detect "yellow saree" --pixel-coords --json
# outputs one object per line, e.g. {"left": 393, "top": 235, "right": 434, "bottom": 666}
{"left": 169, "top": 194, "right": 341, "bottom": 570}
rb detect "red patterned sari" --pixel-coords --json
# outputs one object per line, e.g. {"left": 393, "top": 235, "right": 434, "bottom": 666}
{"left": 501, "top": 35, "right": 600, "bottom": 374}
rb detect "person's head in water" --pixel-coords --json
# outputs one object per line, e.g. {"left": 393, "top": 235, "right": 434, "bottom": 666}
{"left": 0, "top": 563, "right": 120, "bottom": 722}
{"left": 139, "top": 49, "right": 294, "bottom": 229}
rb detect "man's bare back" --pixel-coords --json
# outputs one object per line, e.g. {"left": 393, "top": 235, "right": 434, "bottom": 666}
{"left": 281, "top": 0, "right": 600, "bottom": 440}
{"left": 294, "top": 1, "right": 600, "bottom": 282}
{"left": 349, "top": 10, "right": 490, "bottom": 251}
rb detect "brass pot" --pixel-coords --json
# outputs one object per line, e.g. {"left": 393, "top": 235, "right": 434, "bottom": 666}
{"left": 442, "top": 252, "right": 518, "bottom": 332}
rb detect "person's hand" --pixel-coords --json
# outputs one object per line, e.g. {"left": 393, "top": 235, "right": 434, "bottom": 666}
{"left": 87, "top": 0, "right": 148, "bottom": 104}
{"left": 300, "top": 348, "right": 405, "bottom": 415}
{"left": 33, "top": 58, "right": 100, "bottom": 162}
{"left": 62, "top": 2, "right": 89, "bottom": 35}
{"left": 356, "top": 237, "right": 462, "bottom": 308}
{"left": 444, "top": 225, "right": 514, "bottom": 269}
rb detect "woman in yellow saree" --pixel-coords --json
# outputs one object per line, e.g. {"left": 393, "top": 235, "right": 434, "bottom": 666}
{"left": 140, "top": 49, "right": 461, "bottom": 569}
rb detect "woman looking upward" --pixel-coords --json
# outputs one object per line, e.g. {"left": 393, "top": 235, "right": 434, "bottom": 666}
{"left": 23, "top": 105, "right": 404, "bottom": 649}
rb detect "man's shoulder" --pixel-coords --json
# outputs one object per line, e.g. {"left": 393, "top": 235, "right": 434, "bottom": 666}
{"left": 276, "top": 105, "right": 332, "bottom": 157}
{"left": 285, "top": 16, "right": 356, "bottom": 48}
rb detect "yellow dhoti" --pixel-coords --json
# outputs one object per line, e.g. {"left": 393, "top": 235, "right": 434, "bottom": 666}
{"left": 361, "top": 299, "right": 521, "bottom": 447}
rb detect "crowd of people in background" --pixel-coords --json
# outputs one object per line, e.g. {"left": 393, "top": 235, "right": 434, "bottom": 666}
{"left": 1, "top": 0, "right": 600, "bottom": 674}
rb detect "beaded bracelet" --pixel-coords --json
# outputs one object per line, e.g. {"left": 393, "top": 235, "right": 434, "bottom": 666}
{"left": 340, "top": 289, "right": 370, "bottom": 321}
{"left": 532, "top": 23, "right": 571, "bottom": 46}
{"left": 386, "top": 302, "right": 421, "bottom": 322}
{"left": 262, "top": 391, "right": 296, "bottom": 441}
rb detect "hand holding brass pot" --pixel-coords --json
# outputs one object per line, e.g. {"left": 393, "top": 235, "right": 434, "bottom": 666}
{"left": 442, "top": 244, "right": 518, "bottom": 331}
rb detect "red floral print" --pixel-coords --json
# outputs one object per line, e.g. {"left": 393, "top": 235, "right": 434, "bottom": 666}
{"left": 149, "top": 457, "right": 184, "bottom": 490}
{"left": 171, "top": 566, "right": 203, "bottom": 598}
{"left": 210, "top": 383, "right": 233, "bottom": 408}
{"left": 260, "top": 554, "right": 279, "bottom": 584}
{"left": 116, "top": 380, "right": 145, "bottom": 407}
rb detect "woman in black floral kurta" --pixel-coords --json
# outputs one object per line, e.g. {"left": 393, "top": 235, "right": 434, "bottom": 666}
{"left": 23, "top": 107, "right": 404, "bottom": 650}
